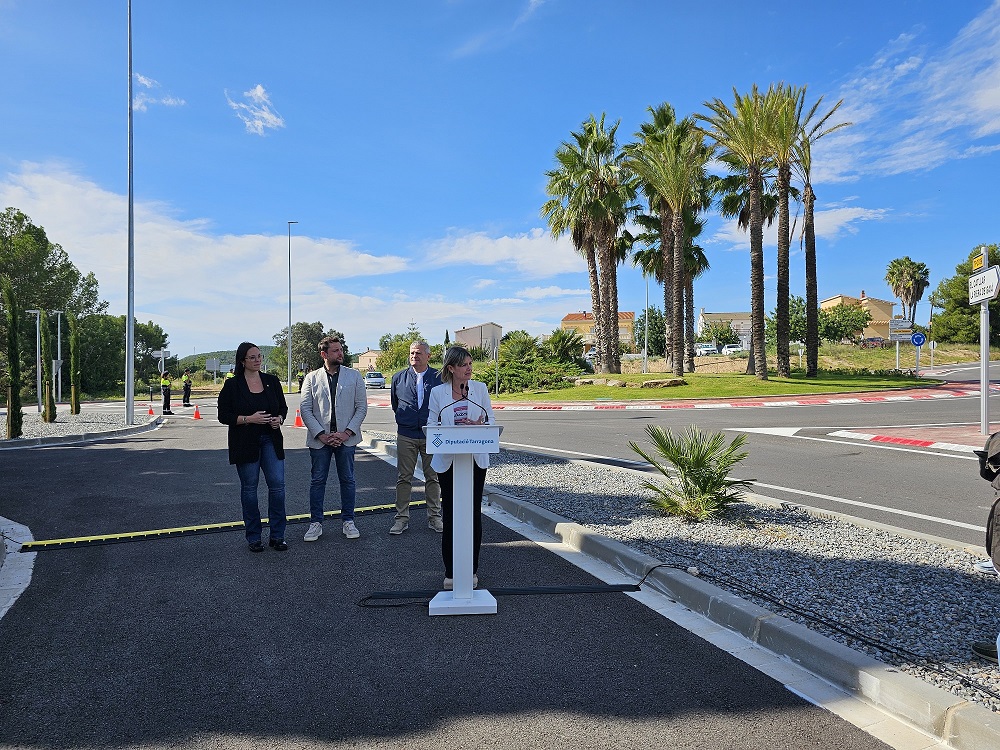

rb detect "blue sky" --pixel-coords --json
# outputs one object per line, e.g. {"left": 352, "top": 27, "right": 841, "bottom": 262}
{"left": 1, "top": 0, "right": 998, "bottom": 356}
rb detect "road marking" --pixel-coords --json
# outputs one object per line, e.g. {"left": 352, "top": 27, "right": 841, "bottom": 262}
{"left": 734, "top": 428, "right": 979, "bottom": 460}
{"left": 502, "top": 441, "right": 647, "bottom": 465}
{"left": 748, "top": 481, "right": 986, "bottom": 533}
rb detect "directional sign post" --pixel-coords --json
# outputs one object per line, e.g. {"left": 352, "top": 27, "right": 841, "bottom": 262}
{"left": 911, "top": 332, "right": 926, "bottom": 378}
{"left": 969, "top": 254, "right": 998, "bottom": 434}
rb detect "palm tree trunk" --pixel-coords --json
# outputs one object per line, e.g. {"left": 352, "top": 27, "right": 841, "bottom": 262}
{"left": 659, "top": 202, "right": 674, "bottom": 365}
{"left": 748, "top": 168, "right": 768, "bottom": 380}
{"left": 608, "top": 252, "right": 621, "bottom": 374}
{"left": 776, "top": 164, "right": 791, "bottom": 377}
{"left": 684, "top": 271, "right": 695, "bottom": 372}
{"left": 803, "top": 183, "right": 819, "bottom": 377}
{"left": 585, "top": 240, "right": 601, "bottom": 361}
{"left": 671, "top": 212, "right": 685, "bottom": 378}
{"left": 597, "top": 239, "right": 615, "bottom": 374}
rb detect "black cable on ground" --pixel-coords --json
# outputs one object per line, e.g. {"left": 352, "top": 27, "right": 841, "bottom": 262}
{"left": 358, "top": 583, "right": 640, "bottom": 608}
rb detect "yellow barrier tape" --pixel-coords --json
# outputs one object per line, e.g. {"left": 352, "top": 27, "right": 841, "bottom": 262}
{"left": 20, "top": 500, "right": 424, "bottom": 551}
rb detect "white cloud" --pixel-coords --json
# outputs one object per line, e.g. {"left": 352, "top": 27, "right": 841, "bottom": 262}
{"left": 132, "top": 73, "right": 185, "bottom": 112}
{"left": 818, "top": 3, "right": 1000, "bottom": 180}
{"left": 517, "top": 285, "right": 589, "bottom": 300}
{"left": 424, "top": 227, "right": 583, "bottom": 278}
{"left": 225, "top": 84, "right": 285, "bottom": 136}
{"left": 708, "top": 204, "right": 888, "bottom": 249}
{"left": 452, "top": 0, "right": 545, "bottom": 58}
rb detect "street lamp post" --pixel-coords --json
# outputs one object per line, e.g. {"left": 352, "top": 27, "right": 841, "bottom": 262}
{"left": 26, "top": 310, "right": 41, "bottom": 412}
{"left": 287, "top": 220, "right": 298, "bottom": 393}
{"left": 52, "top": 310, "right": 63, "bottom": 402}
{"left": 642, "top": 273, "right": 649, "bottom": 374}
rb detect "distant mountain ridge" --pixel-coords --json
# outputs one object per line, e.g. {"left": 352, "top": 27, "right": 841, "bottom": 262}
{"left": 179, "top": 345, "right": 277, "bottom": 371}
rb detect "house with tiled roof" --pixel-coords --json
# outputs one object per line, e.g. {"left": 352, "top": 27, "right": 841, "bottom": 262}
{"left": 560, "top": 311, "right": 636, "bottom": 354}
{"left": 820, "top": 290, "right": 895, "bottom": 339}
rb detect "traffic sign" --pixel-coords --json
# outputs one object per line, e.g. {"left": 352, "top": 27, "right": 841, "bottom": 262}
{"left": 969, "top": 266, "right": 1000, "bottom": 305}
{"left": 911, "top": 332, "right": 926, "bottom": 347}
{"left": 888, "top": 318, "right": 912, "bottom": 342}
{"left": 973, "top": 251, "right": 986, "bottom": 272}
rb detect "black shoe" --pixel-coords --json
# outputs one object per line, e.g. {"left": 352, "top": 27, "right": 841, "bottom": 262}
{"left": 248, "top": 541, "right": 265, "bottom": 553}
{"left": 972, "top": 641, "right": 998, "bottom": 662}
{"left": 163, "top": 410, "right": 174, "bottom": 415}
{"left": 268, "top": 538, "right": 288, "bottom": 551}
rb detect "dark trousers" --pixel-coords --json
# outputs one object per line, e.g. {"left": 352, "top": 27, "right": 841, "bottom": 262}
{"left": 161, "top": 385, "right": 171, "bottom": 412}
{"left": 439, "top": 463, "right": 487, "bottom": 578}
{"left": 183, "top": 383, "right": 191, "bottom": 405}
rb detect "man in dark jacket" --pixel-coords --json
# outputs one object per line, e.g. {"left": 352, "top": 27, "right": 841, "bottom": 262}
{"left": 389, "top": 340, "right": 442, "bottom": 534}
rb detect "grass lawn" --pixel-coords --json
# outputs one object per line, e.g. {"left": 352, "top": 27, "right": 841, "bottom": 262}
{"left": 492, "top": 370, "right": 930, "bottom": 402}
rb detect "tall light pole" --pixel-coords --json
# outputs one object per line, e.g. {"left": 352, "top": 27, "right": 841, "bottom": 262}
{"left": 26, "top": 310, "right": 41, "bottom": 412}
{"left": 125, "top": 0, "right": 136, "bottom": 425}
{"left": 287, "top": 220, "right": 298, "bottom": 393}
{"left": 52, "top": 310, "right": 63, "bottom": 402}
{"left": 642, "top": 273, "right": 649, "bottom": 374}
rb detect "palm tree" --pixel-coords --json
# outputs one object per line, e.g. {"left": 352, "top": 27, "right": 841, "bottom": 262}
{"left": 545, "top": 327, "right": 585, "bottom": 362}
{"left": 794, "top": 94, "right": 850, "bottom": 377}
{"left": 542, "top": 114, "right": 637, "bottom": 373}
{"left": 765, "top": 83, "right": 806, "bottom": 378}
{"left": 630, "top": 212, "right": 672, "bottom": 362}
{"left": 699, "top": 86, "right": 779, "bottom": 379}
{"left": 885, "top": 257, "right": 931, "bottom": 323}
{"left": 627, "top": 119, "right": 712, "bottom": 377}
{"left": 628, "top": 104, "right": 679, "bottom": 362}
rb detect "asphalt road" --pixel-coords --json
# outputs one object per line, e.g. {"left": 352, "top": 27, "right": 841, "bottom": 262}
{"left": 0, "top": 418, "right": 891, "bottom": 749}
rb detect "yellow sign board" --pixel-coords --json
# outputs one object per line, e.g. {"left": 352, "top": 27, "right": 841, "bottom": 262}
{"left": 973, "top": 252, "right": 986, "bottom": 271}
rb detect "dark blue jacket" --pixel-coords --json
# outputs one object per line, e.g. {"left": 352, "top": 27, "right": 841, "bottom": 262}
{"left": 391, "top": 366, "right": 441, "bottom": 439}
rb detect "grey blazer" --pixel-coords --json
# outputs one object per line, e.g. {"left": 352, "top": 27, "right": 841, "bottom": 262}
{"left": 299, "top": 365, "right": 368, "bottom": 449}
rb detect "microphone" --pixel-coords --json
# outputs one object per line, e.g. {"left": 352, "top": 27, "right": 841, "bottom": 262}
{"left": 460, "top": 382, "right": 491, "bottom": 425}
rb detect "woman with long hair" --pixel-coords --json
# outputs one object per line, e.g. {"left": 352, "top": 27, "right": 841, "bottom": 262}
{"left": 426, "top": 346, "right": 495, "bottom": 589}
{"left": 217, "top": 342, "right": 289, "bottom": 552}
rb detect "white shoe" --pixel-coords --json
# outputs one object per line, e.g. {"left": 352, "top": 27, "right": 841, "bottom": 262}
{"left": 303, "top": 522, "right": 323, "bottom": 542}
{"left": 443, "top": 577, "right": 453, "bottom": 590}
{"left": 389, "top": 519, "right": 408, "bottom": 535}
{"left": 975, "top": 558, "right": 997, "bottom": 575}
{"left": 343, "top": 520, "right": 360, "bottom": 539}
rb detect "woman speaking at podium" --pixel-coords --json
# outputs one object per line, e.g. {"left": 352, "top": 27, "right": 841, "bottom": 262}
{"left": 427, "top": 346, "right": 496, "bottom": 590}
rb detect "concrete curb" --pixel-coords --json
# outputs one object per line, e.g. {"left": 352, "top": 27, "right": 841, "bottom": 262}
{"left": 363, "top": 435, "right": 1000, "bottom": 750}
{"left": 0, "top": 416, "right": 163, "bottom": 451}
{"left": 0, "top": 517, "right": 36, "bottom": 622}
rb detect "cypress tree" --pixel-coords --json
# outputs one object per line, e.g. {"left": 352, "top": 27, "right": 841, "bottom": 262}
{"left": 40, "top": 309, "right": 56, "bottom": 422}
{"left": 2, "top": 277, "right": 23, "bottom": 438}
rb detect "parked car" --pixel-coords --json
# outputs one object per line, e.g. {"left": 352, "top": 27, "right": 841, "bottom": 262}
{"left": 859, "top": 337, "right": 888, "bottom": 349}
{"left": 694, "top": 343, "right": 718, "bottom": 356}
{"left": 364, "top": 371, "right": 386, "bottom": 389}
{"left": 720, "top": 344, "right": 745, "bottom": 355}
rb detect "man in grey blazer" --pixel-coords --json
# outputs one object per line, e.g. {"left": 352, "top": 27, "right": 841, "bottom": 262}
{"left": 299, "top": 336, "right": 368, "bottom": 541}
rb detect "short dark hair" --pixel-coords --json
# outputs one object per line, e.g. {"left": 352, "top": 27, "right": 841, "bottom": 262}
{"left": 318, "top": 336, "right": 343, "bottom": 353}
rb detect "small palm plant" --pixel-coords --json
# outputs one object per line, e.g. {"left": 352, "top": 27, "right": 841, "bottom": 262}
{"left": 629, "top": 425, "right": 753, "bottom": 521}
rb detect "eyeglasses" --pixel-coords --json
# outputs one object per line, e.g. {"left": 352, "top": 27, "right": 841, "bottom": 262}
{"left": 245, "top": 354, "right": 263, "bottom": 361}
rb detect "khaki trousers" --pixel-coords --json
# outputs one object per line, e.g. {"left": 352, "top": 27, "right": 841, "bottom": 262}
{"left": 395, "top": 434, "right": 442, "bottom": 520}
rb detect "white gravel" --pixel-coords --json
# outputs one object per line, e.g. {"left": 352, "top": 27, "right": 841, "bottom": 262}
{"left": 1, "top": 410, "right": 137, "bottom": 441}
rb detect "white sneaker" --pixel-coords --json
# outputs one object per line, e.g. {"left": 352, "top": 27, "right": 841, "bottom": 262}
{"left": 389, "top": 519, "right": 408, "bottom": 535}
{"left": 303, "top": 522, "right": 323, "bottom": 542}
{"left": 343, "top": 520, "right": 360, "bottom": 539}
{"left": 975, "top": 558, "right": 997, "bottom": 575}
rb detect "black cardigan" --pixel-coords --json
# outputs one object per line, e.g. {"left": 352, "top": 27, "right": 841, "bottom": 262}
{"left": 217, "top": 371, "right": 289, "bottom": 465}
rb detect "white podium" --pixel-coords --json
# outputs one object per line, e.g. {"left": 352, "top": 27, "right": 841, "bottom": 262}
{"left": 424, "top": 424, "right": 501, "bottom": 616}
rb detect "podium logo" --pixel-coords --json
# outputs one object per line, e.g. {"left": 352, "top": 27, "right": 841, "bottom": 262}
{"left": 431, "top": 433, "right": 443, "bottom": 448}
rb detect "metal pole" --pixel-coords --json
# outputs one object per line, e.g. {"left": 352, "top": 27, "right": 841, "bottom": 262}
{"left": 287, "top": 220, "right": 298, "bottom": 393}
{"left": 53, "top": 310, "right": 63, "bottom": 402}
{"left": 26, "top": 310, "right": 41, "bottom": 412}
{"left": 125, "top": 0, "right": 136, "bottom": 425}
{"left": 983, "top": 299, "right": 991, "bottom": 435}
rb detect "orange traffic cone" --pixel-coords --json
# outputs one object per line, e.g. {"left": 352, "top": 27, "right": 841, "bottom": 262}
{"left": 294, "top": 409, "right": 304, "bottom": 428}
{"left": 148, "top": 403, "right": 155, "bottom": 416}
{"left": 192, "top": 405, "right": 203, "bottom": 420}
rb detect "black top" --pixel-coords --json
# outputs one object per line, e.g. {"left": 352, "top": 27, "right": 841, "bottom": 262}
{"left": 217, "top": 371, "right": 288, "bottom": 465}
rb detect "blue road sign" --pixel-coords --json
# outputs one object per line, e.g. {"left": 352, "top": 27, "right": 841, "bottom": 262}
{"left": 911, "top": 332, "right": 926, "bottom": 347}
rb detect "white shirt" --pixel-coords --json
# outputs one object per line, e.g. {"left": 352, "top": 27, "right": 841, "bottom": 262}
{"left": 415, "top": 368, "right": 425, "bottom": 410}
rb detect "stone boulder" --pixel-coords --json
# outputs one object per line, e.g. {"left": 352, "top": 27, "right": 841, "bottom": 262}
{"left": 640, "top": 378, "right": 687, "bottom": 388}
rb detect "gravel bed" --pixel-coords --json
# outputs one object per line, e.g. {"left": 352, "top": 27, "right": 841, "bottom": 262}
{"left": 366, "top": 430, "right": 1000, "bottom": 713}
{"left": 0, "top": 411, "right": 139, "bottom": 442}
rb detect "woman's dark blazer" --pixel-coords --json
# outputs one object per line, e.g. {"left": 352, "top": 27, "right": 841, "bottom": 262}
{"left": 217, "top": 371, "right": 289, "bottom": 465}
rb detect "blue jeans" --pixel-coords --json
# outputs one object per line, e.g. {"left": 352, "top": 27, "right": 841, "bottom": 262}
{"left": 235, "top": 433, "right": 286, "bottom": 543}
{"left": 309, "top": 444, "right": 356, "bottom": 523}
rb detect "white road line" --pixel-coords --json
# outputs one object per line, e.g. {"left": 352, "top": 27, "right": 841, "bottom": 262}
{"left": 502, "top": 441, "right": 647, "bottom": 465}
{"left": 730, "top": 429, "right": 979, "bottom": 460}
{"left": 748, "top": 481, "right": 986, "bottom": 533}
